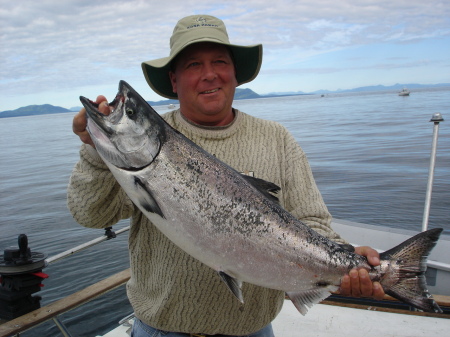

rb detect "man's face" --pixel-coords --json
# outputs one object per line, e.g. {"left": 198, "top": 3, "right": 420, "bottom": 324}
{"left": 169, "top": 42, "right": 238, "bottom": 126}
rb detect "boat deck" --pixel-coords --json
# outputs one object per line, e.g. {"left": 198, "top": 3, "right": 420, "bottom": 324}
{"left": 99, "top": 298, "right": 450, "bottom": 337}
{"left": 272, "top": 300, "right": 448, "bottom": 337}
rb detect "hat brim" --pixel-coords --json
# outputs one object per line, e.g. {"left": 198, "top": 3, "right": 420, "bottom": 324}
{"left": 142, "top": 42, "right": 262, "bottom": 99}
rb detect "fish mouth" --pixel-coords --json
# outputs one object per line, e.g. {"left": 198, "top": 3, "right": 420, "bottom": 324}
{"left": 79, "top": 93, "right": 125, "bottom": 136}
{"left": 79, "top": 80, "right": 163, "bottom": 170}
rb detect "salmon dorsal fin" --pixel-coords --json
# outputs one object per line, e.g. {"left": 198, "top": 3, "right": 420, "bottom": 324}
{"left": 242, "top": 175, "right": 280, "bottom": 203}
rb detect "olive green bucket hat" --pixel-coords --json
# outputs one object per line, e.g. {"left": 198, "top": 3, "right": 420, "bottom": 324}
{"left": 141, "top": 15, "right": 263, "bottom": 99}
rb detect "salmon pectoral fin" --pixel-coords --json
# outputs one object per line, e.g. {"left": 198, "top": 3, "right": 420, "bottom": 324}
{"left": 134, "top": 176, "right": 165, "bottom": 218}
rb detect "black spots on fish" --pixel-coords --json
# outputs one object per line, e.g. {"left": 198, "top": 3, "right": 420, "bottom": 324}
{"left": 303, "top": 232, "right": 360, "bottom": 269}
{"left": 232, "top": 211, "right": 270, "bottom": 236}
{"left": 186, "top": 159, "right": 204, "bottom": 176}
{"left": 171, "top": 186, "right": 190, "bottom": 202}
{"left": 134, "top": 177, "right": 165, "bottom": 219}
{"left": 276, "top": 230, "right": 297, "bottom": 249}
{"left": 207, "top": 199, "right": 270, "bottom": 237}
{"left": 210, "top": 207, "right": 248, "bottom": 236}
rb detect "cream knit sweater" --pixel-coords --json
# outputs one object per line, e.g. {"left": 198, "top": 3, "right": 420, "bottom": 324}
{"left": 67, "top": 109, "right": 346, "bottom": 335}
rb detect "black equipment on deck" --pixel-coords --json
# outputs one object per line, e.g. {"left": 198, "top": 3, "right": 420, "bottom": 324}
{"left": 0, "top": 234, "right": 48, "bottom": 320}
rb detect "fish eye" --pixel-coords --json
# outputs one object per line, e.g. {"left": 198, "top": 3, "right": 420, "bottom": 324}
{"left": 126, "top": 108, "right": 135, "bottom": 116}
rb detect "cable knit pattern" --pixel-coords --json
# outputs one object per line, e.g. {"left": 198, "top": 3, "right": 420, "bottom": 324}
{"left": 67, "top": 109, "right": 346, "bottom": 335}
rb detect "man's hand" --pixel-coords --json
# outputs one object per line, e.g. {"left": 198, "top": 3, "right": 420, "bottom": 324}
{"left": 339, "top": 246, "right": 385, "bottom": 300}
{"left": 72, "top": 95, "right": 110, "bottom": 147}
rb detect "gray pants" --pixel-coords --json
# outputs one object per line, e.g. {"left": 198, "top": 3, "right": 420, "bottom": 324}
{"left": 131, "top": 318, "right": 275, "bottom": 337}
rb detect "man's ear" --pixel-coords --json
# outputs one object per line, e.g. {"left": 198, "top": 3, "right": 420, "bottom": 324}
{"left": 169, "top": 71, "right": 177, "bottom": 94}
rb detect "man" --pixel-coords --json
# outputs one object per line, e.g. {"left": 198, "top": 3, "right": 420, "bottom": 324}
{"left": 69, "top": 15, "right": 384, "bottom": 337}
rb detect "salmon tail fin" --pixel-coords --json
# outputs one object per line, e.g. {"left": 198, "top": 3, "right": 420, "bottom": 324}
{"left": 379, "top": 227, "right": 443, "bottom": 313}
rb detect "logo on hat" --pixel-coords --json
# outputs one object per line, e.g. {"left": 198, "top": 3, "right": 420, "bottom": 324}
{"left": 195, "top": 16, "right": 207, "bottom": 25}
{"left": 187, "top": 16, "right": 219, "bottom": 29}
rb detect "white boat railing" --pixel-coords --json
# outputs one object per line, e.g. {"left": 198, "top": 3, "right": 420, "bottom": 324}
{"left": 46, "top": 226, "right": 130, "bottom": 265}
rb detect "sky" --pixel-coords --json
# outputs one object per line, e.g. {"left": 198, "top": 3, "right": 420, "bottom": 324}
{"left": 1, "top": 0, "right": 450, "bottom": 111}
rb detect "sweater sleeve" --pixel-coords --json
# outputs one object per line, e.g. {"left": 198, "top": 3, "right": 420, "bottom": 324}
{"left": 67, "top": 144, "right": 134, "bottom": 229}
{"left": 281, "top": 130, "right": 347, "bottom": 244}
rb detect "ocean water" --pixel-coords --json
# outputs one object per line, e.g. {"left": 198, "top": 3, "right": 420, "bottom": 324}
{"left": 0, "top": 87, "right": 449, "bottom": 336}
{"left": 234, "top": 87, "right": 450, "bottom": 231}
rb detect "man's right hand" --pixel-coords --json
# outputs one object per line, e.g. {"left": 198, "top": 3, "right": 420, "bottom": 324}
{"left": 72, "top": 95, "right": 110, "bottom": 147}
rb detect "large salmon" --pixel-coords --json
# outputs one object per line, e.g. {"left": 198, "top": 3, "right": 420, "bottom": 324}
{"left": 80, "top": 80, "right": 442, "bottom": 314}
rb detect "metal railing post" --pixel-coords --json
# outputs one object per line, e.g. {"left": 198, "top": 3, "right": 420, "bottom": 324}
{"left": 422, "top": 113, "right": 444, "bottom": 232}
{"left": 52, "top": 316, "right": 73, "bottom": 337}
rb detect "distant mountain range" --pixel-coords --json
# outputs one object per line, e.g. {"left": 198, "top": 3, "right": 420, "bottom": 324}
{"left": 1, "top": 83, "right": 449, "bottom": 118}
{"left": 0, "top": 88, "right": 263, "bottom": 118}
{"left": 265, "top": 82, "right": 450, "bottom": 96}
{"left": 0, "top": 104, "right": 73, "bottom": 118}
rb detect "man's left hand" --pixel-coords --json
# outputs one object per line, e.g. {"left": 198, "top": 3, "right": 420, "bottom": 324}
{"left": 339, "top": 246, "right": 385, "bottom": 300}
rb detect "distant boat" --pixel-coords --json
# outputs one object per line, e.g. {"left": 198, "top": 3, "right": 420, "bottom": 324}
{"left": 168, "top": 103, "right": 176, "bottom": 109}
{"left": 398, "top": 88, "right": 410, "bottom": 96}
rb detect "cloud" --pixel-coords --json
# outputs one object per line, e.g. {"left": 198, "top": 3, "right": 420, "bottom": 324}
{"left": 1, "top": 0, "right": 449, "bottom": 110}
